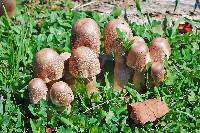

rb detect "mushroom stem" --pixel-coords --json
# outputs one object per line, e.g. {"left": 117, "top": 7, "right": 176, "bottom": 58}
{"left": 113, "top": 56, "right": 131, "bottom": 91}
{"left": 86, "top": 77, "right": 98, "bottom": 93}
{"left": 132, "top": 71, "right": 146, "bottom": 92}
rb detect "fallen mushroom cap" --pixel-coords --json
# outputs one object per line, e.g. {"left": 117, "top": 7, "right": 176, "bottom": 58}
{"left": 0, "top": 0, "right": 16, "bottom": 17}
{"left": 149, "top": 37, "right": 171, "bottom": 63}
{"left": 69, "top": 46, "right": 101, "bottom": 78}
{"left": 71, "top": 18, "right": 101, "bottom": 55}
{"left": 50, "top": 81, "right": 74, "bottom": 106}
{"left": 151, "top": 62, "right": 166, "bottom": 83}
{"left": 104, "top": 18, "right": 133, "bottom": 55}
{"left": 128, "top": 99, "right": 169, "bottom": 125}
{"left": 28, "top": 78, "right": 48, "bottom": 104}
{"left": 33, "top": 48, "right": 64, "bottom": 83}
{"left": 126, "top": 42, "right": 151, "bottom": 72}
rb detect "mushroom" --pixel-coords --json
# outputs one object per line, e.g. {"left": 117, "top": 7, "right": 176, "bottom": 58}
{"left": 60, "top": 52, "right": 75, "bottom": 86}
{"left": 28, "top": 78, "right": 48, "bottom": 104}
{"left": 33, "top": 48, "right": 64, "bottom": 83}
{"left": 149, "top": 37, "right": 171, "bottom": 63}
{"left": 151, "top": 62, "right": 166, "bottom": 85}
{"left": 0, "top": 0, "right": 16, "bottom": 17}
{"left": 68, "top": 46, "right": 100, "bottom": 93}
{"left": 104, "top": 18, "right": 133, "bottom": 91}
{"left": 126, "top": 39, "right": 151, "bottom": 92}
{"left": 70, "top": 18, "right": 101, "bottom": 56}
{"left": 50, "top": 81, "right": 74, "bottom": 110}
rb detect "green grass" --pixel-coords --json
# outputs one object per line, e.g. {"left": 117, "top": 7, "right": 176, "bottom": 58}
{"left": 0, "top": 1, "right": 200, "bottom": 132}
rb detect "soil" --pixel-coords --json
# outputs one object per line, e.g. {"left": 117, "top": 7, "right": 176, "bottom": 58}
{"left": 74, "top": 0, "right": 200, "bottom": 23}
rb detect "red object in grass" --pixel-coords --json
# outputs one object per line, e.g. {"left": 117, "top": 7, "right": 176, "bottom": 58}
{"left": 178, "top": 22, "right": 193, "bottom": 34}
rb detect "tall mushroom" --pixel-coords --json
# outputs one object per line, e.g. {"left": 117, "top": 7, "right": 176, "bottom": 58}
{"left": 50, "top": 81, "right": 74, "bottom": 111}
{"left": 126, "top": 39, "right": 151, "bottom": 92}
{"left": 70, "top": 18, "right": 101, "bottom": 56}
{"left": 68, "top": 46, "right": 101, "bottom": 93}
{"left": 0, "top": 0, "right": 16, "bottom": 17}
{"left": 104, "top": 18, "right": 133, "bottom": 91}
{"left": 28, "top": 78, "right": 48, "bottom": 104}
{"left": 33, "top": 48, "right": 64, "bottom": 83}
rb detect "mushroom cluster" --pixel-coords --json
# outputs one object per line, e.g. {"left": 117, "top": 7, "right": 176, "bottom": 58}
{"left": 28, "top": 48, "right": 74, "bottom": 111}
{"left": 28, "top": 17, "right": 171, "bottom": 121}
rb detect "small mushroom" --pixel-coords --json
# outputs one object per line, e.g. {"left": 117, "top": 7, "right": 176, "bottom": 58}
{"left": 68, "top": 46, "right": 100, "bottom": 93}
{"left": 28, "top": 78, "right": 48, "bottom": 104}
{"left": 60, "top": 52, "right": 75, "bottom": 86}
{"left": 151, "top": 62, "right": 166, "bottom": 85}
{"left": 0, "top": 0, "right": 16, "bottom": 17}
{"left": 33, "top": 48, "right": 64, "bottom": 83}
{"left": 126, "top": 40, "right": 151, "bottom": 92}
{"left": 149, "top": 37, "right": 171, "bottom": 63}
{"left": 71, "top": 18, "right": 101, "bottom": 56}
{"left": 50, "top": 81, "right": 74, "bottom": 110}
{"left": 104, "top": 18, "right": 133, "bottom": 91}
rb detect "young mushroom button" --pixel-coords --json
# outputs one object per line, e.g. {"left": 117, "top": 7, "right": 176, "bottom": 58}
{"left": 70, "top": 18, "right": 101, "bottom": 56}
{"left": 0, "top": 0, "right": 16, "bottom": 17}
{"left": 69, "top": 46, "right": 101, "bottom": 93}
{"left": 104, "top": 18, "right": 133, "bottom": 91}
{"left": 28, "top": 78, "right": 48, "bottom": 104}
{"left": 33, "top": 48, "right": 64, "bottom": 83}
{"left": 149, "top": 37, "right": 171, "bottom": 63}
{"left": 126, "top": 40, "right": 151, "bottom": 92}
{"left": 50, "top": 81, "right": 74, "bottom": 110}
{"left": 151, "top": 62, "right": 166, "bottom": 85}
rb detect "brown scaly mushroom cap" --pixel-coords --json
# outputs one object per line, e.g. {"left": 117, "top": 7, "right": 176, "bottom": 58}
{"left": 69, "top": 46, "right": 100, "bottom": 78}
{"left": 0, "top": 0, "right": 16, "bottom": 17}
{"left": 151, "top": 62, "right": 166, "bottom": 83}
{"left": 33, "top": 48, "right": 64, "bottom": 83}
{"left": 71, "top": 18, "right": 101, "bottom": 56}
{"left": 104, "top": 18, "right": 133, "bottom": 55}
{"left": 60, "top": 52, "right": 71, "bottom": 61}
{"left": 50, "top": 81, "right": 74, "bottom": 107}
{"left": 149, "top": 37, "right": 171, "bottom": 63}
{"left": 28, "top": 78, "right": 48, "bottom": 104}
{"left": 126, "top": 42, "right": 151, "bottom": 72}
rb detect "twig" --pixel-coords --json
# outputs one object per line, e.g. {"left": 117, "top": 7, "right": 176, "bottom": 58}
{"left": 71, "top": 1, "right": 97, "bottom": 11}
{"left": 83, "top": 92, "right": 128, "bottom": 113}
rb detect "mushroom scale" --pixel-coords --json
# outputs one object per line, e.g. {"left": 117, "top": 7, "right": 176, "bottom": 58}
{"left": 149, "top": 37, "right": 171, "bottom": 63}
{"left": 70, "top": 18, "right": 101, "bottom": 56}
{"left": 0, "top": 0, "right": 16, "bottom": 17}
{"left": 69, "top": 46, "right": 100, "bottom": 79}
{"left": 50, "top": 81, "right": 74, "bottom": 107}
{"left": 28, "top": 78, "right": 48, "bottom": 104}
{"left": 33, "top": 48, "right": 64, "bottom": 83}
